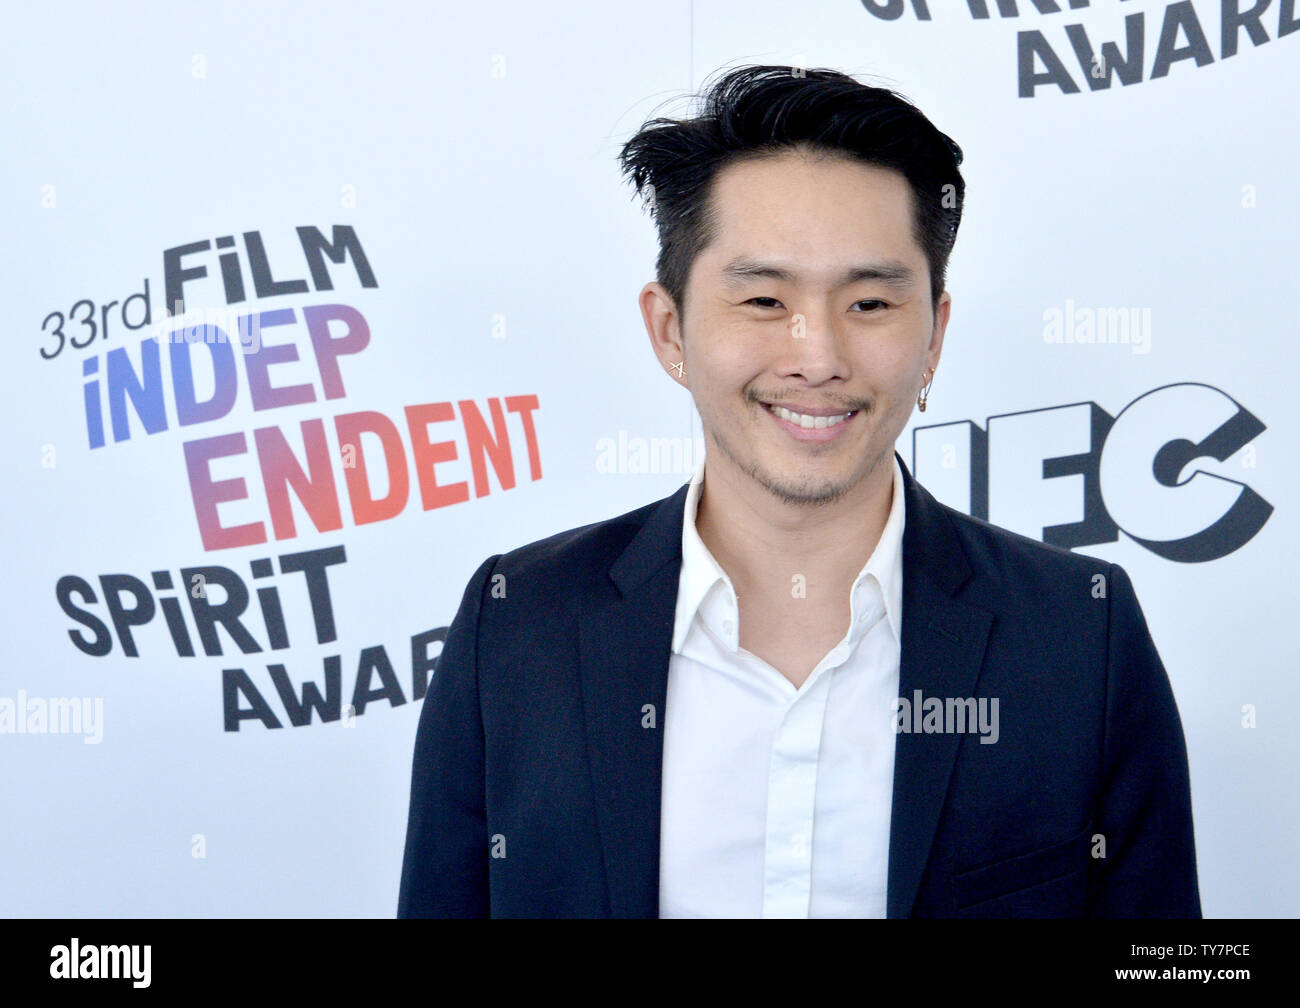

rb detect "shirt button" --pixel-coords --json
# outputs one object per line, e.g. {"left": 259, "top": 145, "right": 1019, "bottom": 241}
{"left": 722, "top": 619, "right": 735, "bottom": 635}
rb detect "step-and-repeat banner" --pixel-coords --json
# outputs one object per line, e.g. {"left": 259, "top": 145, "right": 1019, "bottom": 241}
{"left": 2, "top": 0, "right": 1295, "bottom": 917}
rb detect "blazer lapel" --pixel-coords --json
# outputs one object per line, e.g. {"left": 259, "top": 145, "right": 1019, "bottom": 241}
{"left": 886, "top": 453, "right": 994, "bottom": 918}
{"left": 577, "top": 483, "right": 687, "bottom": 918}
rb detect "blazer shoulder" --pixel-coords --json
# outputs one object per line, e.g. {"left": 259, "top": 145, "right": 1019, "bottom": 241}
{"left": 487, "top": 486, "right": 682, "bottom": 593}
{"left": 930, "top": 495, "right": 1117, "bottom": 598}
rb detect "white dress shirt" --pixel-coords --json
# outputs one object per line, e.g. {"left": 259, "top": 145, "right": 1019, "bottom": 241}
{"left": 658, "top": 453, "right": 905, "bottom": 918}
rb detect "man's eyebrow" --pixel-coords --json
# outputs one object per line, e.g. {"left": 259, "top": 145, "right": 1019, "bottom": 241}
{"left": 718, "top": 257, "right": 917, "bottom": 290}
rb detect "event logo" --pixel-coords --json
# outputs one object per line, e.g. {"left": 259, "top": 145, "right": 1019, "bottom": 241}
{"left": 855, "top": 0, "right": 1299, "bottom": 97}
{"left": 47, "top": 226, "right": 542, "bottom": 731}
{"left": 912, "top": 382, "right": 1271, "bottom": 562}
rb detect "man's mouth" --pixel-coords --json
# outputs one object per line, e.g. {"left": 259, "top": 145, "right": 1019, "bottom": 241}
{"left": 761, "top": 402, "right": 859, "bottom": 430}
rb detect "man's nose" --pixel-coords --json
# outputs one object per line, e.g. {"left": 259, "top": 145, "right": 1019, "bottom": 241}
{"left": 777, "top": 309, "right": 850, "bottom": 381}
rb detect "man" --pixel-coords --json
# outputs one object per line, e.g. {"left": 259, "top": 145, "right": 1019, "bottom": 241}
{"left": 398, "top": 65, "right": 1200, "bottom": 918}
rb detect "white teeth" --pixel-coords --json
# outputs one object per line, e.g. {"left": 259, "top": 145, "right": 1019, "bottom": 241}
{"left": 770, "top": 405, "right": 853, "bottom": 428}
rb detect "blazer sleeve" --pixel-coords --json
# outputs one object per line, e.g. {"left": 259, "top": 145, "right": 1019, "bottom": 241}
{"left": 396, "top": 553, "right": 501, "bottom": 918}
{"left": 1088, "top": 561, "right": 1202, "bottom": 918}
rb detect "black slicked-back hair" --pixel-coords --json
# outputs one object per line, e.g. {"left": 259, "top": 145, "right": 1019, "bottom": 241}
{"left": 618, "top": 65, "right": 965, "bottom": 323}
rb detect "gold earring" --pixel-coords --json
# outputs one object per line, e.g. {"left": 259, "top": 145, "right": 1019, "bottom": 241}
{"left": 670, "top": 361, "right": 685, "bottom": 379}
{"left": 917, "top": 367, "right": 935, "bottom": 412}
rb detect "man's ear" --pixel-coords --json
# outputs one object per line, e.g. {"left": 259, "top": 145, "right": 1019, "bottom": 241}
{"left": 927, "top": 290, "right": 951, "bottom": 372}
{"left": 640, "top": 281, "right": 686, "bottom": 381}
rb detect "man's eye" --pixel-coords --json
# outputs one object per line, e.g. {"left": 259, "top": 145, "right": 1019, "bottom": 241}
{"left": 852, "top": 300, "right": 888, "bottom": 312}
{"left": 746, "top": 297, "right": 784, "bottom": 309}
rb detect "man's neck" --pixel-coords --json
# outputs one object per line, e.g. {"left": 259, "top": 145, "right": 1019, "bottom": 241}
{"left": 694, "top": 450, "right": 895, "bottom": 605}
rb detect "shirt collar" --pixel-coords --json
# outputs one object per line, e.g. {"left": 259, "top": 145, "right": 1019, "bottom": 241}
{"left": 672, "top": 453, "right": 906, "bottom": 655}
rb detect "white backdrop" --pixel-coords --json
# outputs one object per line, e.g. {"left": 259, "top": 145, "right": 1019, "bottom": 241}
{"left": 1, "top": 0, "right": 1295, "bottom": 917}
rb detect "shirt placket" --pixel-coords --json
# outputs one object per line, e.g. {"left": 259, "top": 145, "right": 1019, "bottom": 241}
{"left": 761, "top": 668, "right": 834, "bottom": 918}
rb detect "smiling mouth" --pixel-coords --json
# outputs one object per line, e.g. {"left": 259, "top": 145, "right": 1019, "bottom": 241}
{"left": 761, "top": 402, "right": 859, "bottom": 429}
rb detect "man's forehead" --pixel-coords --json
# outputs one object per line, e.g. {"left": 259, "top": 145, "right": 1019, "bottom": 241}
{"left": 698, "top": 215, "right": 924, "bottom": 281}
{"left": 706, "top": 159, "right": 914, "bottom": 235}
{"left": 693, "top": 156, "right": 923, "bottom": 283}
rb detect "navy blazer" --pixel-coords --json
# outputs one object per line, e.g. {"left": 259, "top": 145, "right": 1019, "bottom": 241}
{"left": 398, "top": 451, "right": 1201, "bottom": 918}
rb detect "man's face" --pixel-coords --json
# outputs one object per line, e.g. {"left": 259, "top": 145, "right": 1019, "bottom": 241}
{"left": 646, "top": 149, "right": 950, "bottom": 507}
